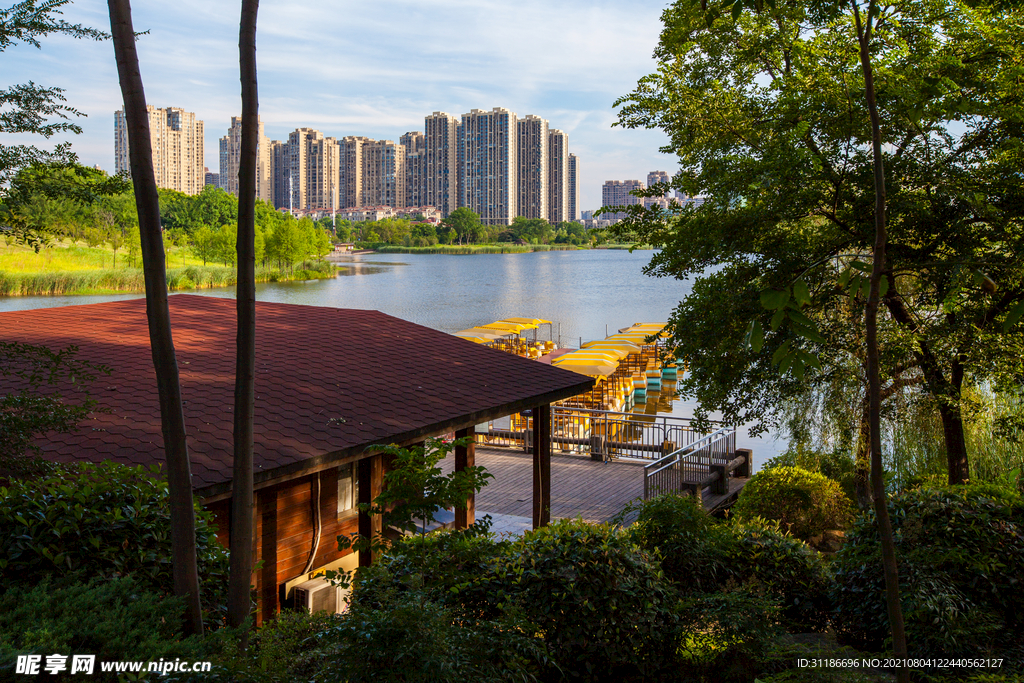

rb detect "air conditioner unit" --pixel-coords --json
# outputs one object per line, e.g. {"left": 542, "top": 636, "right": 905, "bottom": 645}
{"left": 293, "top": 577, "right": 349, "bottom": 614}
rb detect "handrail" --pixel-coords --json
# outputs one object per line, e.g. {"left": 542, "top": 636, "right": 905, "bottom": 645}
{"left": 643, "top": 425, "right": 738, "bottom": 500}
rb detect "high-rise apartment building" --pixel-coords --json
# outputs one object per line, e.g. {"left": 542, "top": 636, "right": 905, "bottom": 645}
{"left": 338, "top": 136, "right": 371, "bottom": 209}
{"left": 401, "top": 131, "right": 426, "bottom": 208}
{"left": 517, "top": 115, "right": 549, "bottom": 220}
{"left": 547, "top": 129, "right": 569, "bottom": 225}
{"left": 362, "top": 139, "right": 406, "bottom": 208}
{"left": 218, "top": 116, "right": 272, "bottom": 201}
{"left": 424, "top": 112, "right": 460, "bottom": 217}
{"left": 459, "top": 107, "right": 518, "bottom": 226}
{"left": 601, "top": 179, "right": 645, "bottom": 220}
{"left": 115, "top": 106, "right": 204, "bottom": 195}
{"left": 270, "top": 128, "right": 339, "bottom": 211}
{"left": 567, "top": 154, "right": 579, "bottom": 222}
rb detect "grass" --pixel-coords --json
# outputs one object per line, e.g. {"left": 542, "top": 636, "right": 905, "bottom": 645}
{"left": 0, "top": 242, "right": 335, "bottom": 296}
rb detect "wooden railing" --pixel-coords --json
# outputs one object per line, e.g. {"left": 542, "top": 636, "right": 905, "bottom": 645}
{"left": 643, "top": 427, "right": 747, "bottom": 500}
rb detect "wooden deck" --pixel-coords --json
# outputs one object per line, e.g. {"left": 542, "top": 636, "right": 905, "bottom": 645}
{"left": 441, "top": 446, "right": 748, "bottom": 525}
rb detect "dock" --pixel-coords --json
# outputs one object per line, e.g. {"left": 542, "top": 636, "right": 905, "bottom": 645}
{"left": 441, "top": 445, "right": 749, "bottom": 532}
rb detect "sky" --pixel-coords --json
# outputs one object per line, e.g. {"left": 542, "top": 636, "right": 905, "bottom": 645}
{"left": 4, "top": 0, "right": 679, "bottom": 213}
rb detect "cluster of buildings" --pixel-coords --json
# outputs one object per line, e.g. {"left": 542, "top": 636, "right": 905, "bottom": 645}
{"left": 115, "top": 106, "right": 581, "bottom": 226}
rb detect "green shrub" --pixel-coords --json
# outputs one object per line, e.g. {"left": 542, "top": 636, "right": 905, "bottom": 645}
{"left": 831, "top": 483, "right": 1024, "bottom": 661}
{"left": 733, "top": 466, "right": 854, "bottom": 540}
{"left": 353, "top": 522, "right": 508, "bottom": 620}
{"left": 725, "top": 519, "right": 833, "bottom": 632}
{"left": 624, "top": 495, "right": 832, "bottom": 633}
{"left": 766, "top": 447, "right": 857, "bottom": 502}
{"left": 0, "top": 576, "right": 208, "bottom": 682}
{"left": 0, "top": 462, "right": 230, "bottom": 623}
{"left": 498, "top": 519, "right": 679, "bottom": 681}
{"left": 620, "top": 493, "right": 731, "bottom": 593}
{"left": 302, "top": 588, "right": 549, "bottom": 683}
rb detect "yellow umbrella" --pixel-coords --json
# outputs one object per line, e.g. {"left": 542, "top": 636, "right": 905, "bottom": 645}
{"left": 564, "top": 346, "right": 631, "bottom": 360}
{"left": 618, "top": 323, "right": 667, "bottom": 334}
{"left": 500, "top": 317, "right": 552, "bottom": 326}
{"left": 553, "top": 356, "right": 620, "bottom": 367}
{"left": 454, "top": 335, "right": 494, "bottom": 344}
{"left": 480, "top": 321, "right": 535, "bottom": 333}
{"left": 582, "top": 340, "right": 642, "bottom": 352}
{"left": 455, "top": 327, "right": 507, "bottom": 339}
{"left": 606, "top": 333, "right": 660, "bottom": 343}
{"left": 558, "top": 363, "right": 614, "bottom": 378}
{"left": 553, "top": 352, "right": 622, "bottom": 364}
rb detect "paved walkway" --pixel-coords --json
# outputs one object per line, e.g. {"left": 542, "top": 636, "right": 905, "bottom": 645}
{"left": 440, "top": 446, "right": 647, "bottom": 531}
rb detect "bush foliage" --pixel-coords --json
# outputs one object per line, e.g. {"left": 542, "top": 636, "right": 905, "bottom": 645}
{"left": 832, "top": 483, "right": 1024, "bottom": 663}
{"left": 0, "top": 576, "right": 209, "bottom": 682}
{"left": 732, "top": 466, "right": 854, "bottom": 540}
{"left": 0, "top": 462, "right": 230, "bottom": 622}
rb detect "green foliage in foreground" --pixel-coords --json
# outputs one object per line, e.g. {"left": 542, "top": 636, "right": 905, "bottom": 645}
{"left": 0, "top": 462, "right": 230, "bottom": 624}
{"left": 832, "top": 483, "right": 1024, "bottom": 663}
{"left": 732, "top": 466, "right": 855, "bottom": 541}
{"left": 0, "top": 576, "right": 214, "bottom": 683}
{"left": 2, "top": 486, "right": 1020, "bottom": 682}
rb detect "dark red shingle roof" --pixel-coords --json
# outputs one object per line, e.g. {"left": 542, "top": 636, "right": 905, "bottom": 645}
{"left": 0, "top": 295, "right": 593, "bottom": 496}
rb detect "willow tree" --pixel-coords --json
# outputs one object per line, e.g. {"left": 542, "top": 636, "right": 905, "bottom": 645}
{"left": 108, "top": 0, "right": 204, "bottom": 635}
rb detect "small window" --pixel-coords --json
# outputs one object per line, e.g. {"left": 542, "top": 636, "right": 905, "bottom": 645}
{"left": 338, "top": 463, "right": 359, "bottom": 518}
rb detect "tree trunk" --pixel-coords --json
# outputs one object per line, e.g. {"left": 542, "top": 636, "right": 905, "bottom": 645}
{"left": 853, "top": 2, "right": 908, "bottom": 679}
{"left": 854, "top": 394, "right": 873, "bottom": 510}
{"left": 228, "top": 0, "right": 259, "bottom": 633}
{"left": 107, "top": 0, "right": 204, "bottom": 636}
{"left": 883, "top": 294, "right": 971, "bottom": 483}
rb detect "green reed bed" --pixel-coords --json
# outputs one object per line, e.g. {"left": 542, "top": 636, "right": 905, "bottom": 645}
{"left": 0, "top": 262, "right": 335, "bottom": 296}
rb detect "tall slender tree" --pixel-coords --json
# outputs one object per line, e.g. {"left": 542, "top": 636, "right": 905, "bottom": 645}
{"left": 852, "top": 0, "right": 908, "bottom": 676}
{"left": 107, "top": 0, "right": 204, "bottom": 636}
{"left": 228, "top": 0, "right": 259, "bottom": 632}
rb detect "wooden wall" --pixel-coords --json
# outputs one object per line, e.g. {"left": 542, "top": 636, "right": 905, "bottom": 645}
{"left": 203, "top": 466, "right": 359, "bottom": 625}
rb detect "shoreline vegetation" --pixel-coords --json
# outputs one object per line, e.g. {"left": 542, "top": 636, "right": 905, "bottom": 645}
{"left": 369, "top": 242, "right": 647, "bottom": 254}
{"left": 0, "top": 242, "right": 335, "bottom": 297}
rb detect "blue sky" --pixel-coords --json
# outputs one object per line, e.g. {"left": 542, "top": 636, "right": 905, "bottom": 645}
{"left": 5, "top": 0, "right": 678, "bottom": 212}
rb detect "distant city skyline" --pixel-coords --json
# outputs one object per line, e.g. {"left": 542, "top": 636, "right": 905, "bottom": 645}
{"left": 2, "top": 0, "right": 675, "bottom": 212}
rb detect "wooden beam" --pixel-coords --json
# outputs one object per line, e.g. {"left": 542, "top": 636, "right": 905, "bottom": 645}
{"left": 454, "top": 427, "right": 475, "bottom": 529}
{"left": 357, "top": 454, "right": 383, "bottom": 566}
{"left": 532, "top": 404, "right": 551, "bottom": 528}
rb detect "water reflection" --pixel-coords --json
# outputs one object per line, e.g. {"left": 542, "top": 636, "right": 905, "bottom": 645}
{"left": 0, "top": 249, "right": 784, "bottom": 463}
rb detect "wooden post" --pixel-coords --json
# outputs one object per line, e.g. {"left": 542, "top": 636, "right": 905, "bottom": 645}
{"left": 735, "top": 448, "right": 753, "bottom": 478}
{"left": 533, "top": 403, "right": 551, "bottom": 528}
{"left": 358, "top": 454, "right": 383, "bottom": 567}
{"left": 454, "top": 427, "right": 476, "bottom": 529}
{"left": 257, "top": 487, "right": 277, "bottom": 625}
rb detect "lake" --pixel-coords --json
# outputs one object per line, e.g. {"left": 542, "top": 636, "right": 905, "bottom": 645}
{"left": 0, "top": 249, "right": 785, "bottom": 463}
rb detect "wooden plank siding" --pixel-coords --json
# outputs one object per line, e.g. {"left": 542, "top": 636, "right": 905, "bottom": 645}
{"left": 208, "top": 468, "right": 357, "bottom": 625}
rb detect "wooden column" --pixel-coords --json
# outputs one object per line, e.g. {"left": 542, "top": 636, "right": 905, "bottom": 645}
{"left": 257, "top": 487, "right": 277, "bottom": 625}
{"left": 532, "top": 404, "right": 551, "bottom": 528}
{"left": 454, "top": 427, "right": 476, "bottom": 529}
{"left": 357, "top": 454, "right": 383, "bottom": 567}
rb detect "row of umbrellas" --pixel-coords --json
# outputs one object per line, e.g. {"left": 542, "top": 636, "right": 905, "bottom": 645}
{"left": 551, "top": 323, "right": 667, "bottom": 379}
{"left": 454, "top": 317, "right": 552, "bottom": 344}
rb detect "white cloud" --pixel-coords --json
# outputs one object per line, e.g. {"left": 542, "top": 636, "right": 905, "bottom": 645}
{"left": 3, "top": 0, "right": 679, "bottom": 209}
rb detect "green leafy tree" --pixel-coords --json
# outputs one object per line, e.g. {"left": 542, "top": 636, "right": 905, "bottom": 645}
{"left": 190, "top": 224, "right": 217, "bottom": 266}
{"left": 442, "top": 207, "right": 481, "bottom": 245}
{"left": 0, "top": 0, "right": 107, "bottom": 186}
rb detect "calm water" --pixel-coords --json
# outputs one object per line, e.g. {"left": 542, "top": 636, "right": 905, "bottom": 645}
{"left": 0, "top": 249, "right": 784, "bottom": 462}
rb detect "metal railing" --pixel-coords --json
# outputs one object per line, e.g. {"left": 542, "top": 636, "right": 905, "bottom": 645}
{"left": 643, "top": 426, "right": 740, "bottom": 500}
{"left": 476, "top": 406, "right": 726, "bottom": 462}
